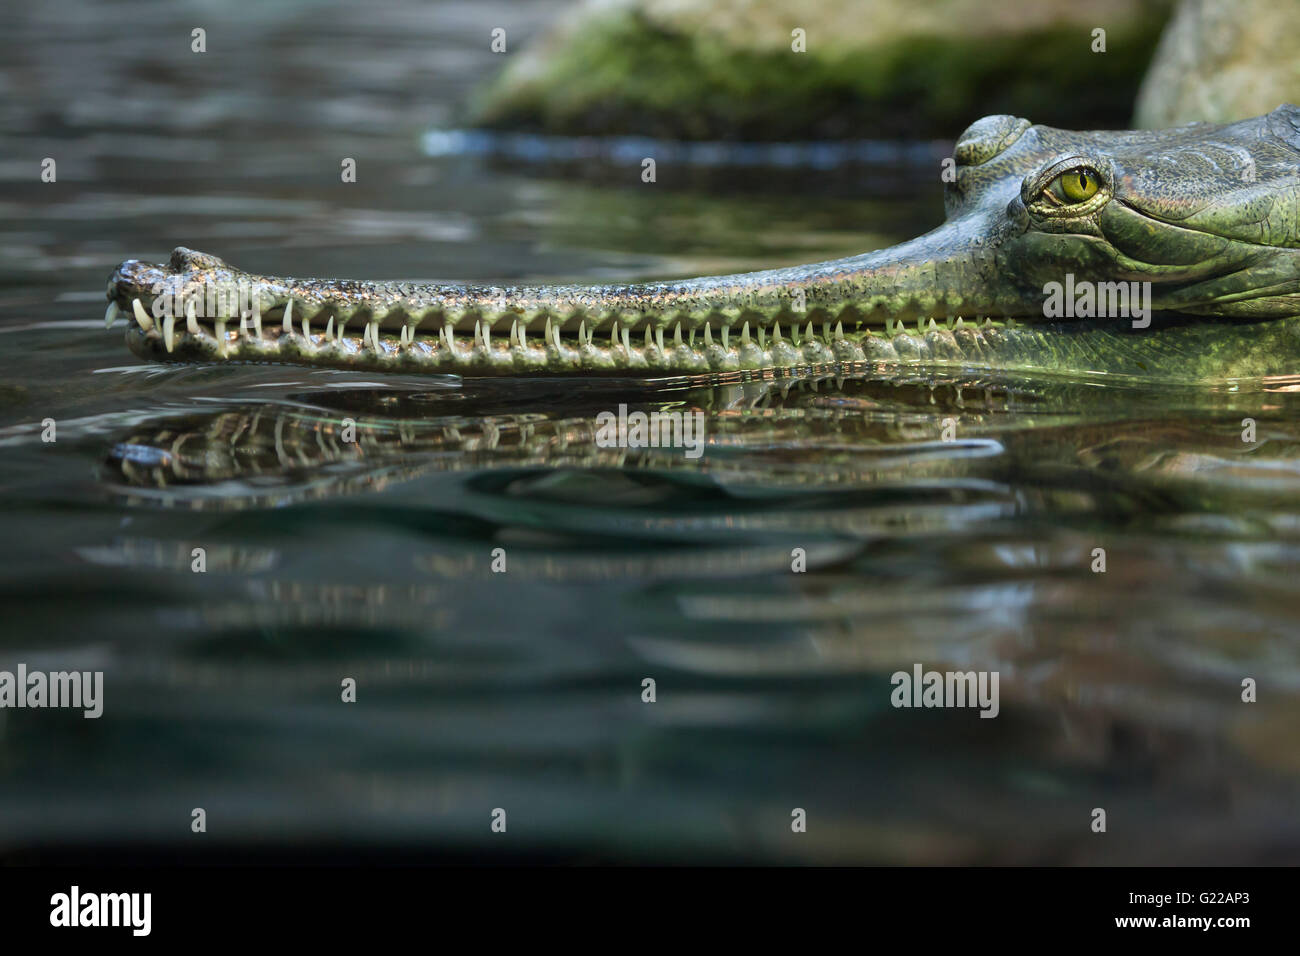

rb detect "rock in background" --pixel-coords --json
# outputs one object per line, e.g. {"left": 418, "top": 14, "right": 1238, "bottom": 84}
{"left": 470, "top": 0, "right": 1172, "bottom": 140}
{"left": 1134, "top": 0, "right": 1300, "bottom": 128}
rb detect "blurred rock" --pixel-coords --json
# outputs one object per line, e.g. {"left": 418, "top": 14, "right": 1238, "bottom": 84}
{"left": 471, "top": 0, "right": 1171, "bottom": 139}
{"left": 1134, "top": 0, "right": 1300, "bottom": 128}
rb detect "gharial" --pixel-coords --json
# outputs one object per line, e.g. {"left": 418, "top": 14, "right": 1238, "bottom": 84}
{"left": 106, "top": 106, "right": 1300, "bottom": 384}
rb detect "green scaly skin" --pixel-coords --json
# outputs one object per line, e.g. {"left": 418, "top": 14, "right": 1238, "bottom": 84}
{"left": 107, "top": 107, "right": 1300, "bottom": 385}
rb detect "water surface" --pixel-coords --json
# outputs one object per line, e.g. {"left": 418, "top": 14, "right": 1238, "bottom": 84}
{"left": 1, "top": 0, "right": 1297, "bottom": 864}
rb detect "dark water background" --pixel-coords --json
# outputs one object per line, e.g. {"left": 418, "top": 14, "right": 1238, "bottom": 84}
{"left": 1, "top": 0, "right": 1297, "bottom": 863}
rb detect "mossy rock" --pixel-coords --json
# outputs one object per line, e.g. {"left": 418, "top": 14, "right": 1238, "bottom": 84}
{"left": 471, "top": 0, "right": 1173, "bottom": 140}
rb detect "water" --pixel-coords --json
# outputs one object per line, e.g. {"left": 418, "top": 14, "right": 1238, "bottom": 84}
{"left": 1, "top": 0, "right": 1297, "bottom": 864}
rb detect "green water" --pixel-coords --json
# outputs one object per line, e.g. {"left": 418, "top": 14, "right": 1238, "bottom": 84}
{"left": 0, "top": 0, "right": 1297, "bottom": 864}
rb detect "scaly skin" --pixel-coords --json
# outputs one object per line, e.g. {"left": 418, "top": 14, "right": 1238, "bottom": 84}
{"left": 106, "top": 107, "right": 1300, "bottom": 384}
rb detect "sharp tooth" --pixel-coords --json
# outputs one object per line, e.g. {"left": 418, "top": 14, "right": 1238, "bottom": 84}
{"left": 773, "top": 322, "right": 783, "bottom": 343}
{"left": 336, "top": 318, "right": 348, "bottom": 342}
{"left": 674, "top": 323, "right": 682, "bottom": 348}
{"left": 741, "top": 322, "right": 751, "bottom": 347}
{"left": 579, "top": 320, "right": 587, "bottom": 347}
{"left": 215, "top": 319, "right": 227, "bottom": 356}
{"left": 552, "top": 320, "right": 561, "bottom": 350}
{"left": 722, "top": 324, "right": 729, "bottom": 349}
{"left": 325, "top": 317, "right": 334, "bottom": 340}
{"left": 368, "top": 321, "right": 379, "bottom": 348}
{"left": 164, "top": 314, "right": 176, "bottom": 352}
{"left": 132, "top": 299, "right": 154, "bottom": 332}
{"left": 186, "top": 300, "right": 200, "bottom": 335}
{"left": 834, "top": 321, "right": 844, "bottom": 340}
{"left": 302, "top": 317, "right": 311, "bottom": 339}
{"left": 510, "top": 319, "right": 519, "bottom": 348}
{"left": 807, "top": 321, "right": 816, "bottom": 343}
{"left": 621, "top": 327, "right": 630, "bottom": 355}
{"left": 644, "top": 325, "right": 652, "bottom": 350}
{"left": 758, "top": 324, "right": 766, "bottom": 348}
{"left": 104, "top": 301, "right": 121, "bottom": 328}
{"left": 704, "top": 324, "right": 713, "bottom": 345}
{"left": 928, "top": 318, "right": 938, "bottom": 332}
{"left": 610, "top": 322, "right": 618, "bottom": 348}
{"left": 655, "top": 326, "right": 665, "bottom": 353}
{"left": 282, "top": 299, "right": 294, "bottom": 334}
{"left": 689, "top": 327, "right": 695, "bottom": 348}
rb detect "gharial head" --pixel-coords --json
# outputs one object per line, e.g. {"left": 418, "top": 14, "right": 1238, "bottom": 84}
{"left": 930, "top": 103, "right": 1300, "bottom": 321}
{"left": 105, "top": 106, "right": 1300, "bottom": 382}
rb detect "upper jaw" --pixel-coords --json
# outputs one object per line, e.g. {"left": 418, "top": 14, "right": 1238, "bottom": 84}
{"left": 107, "top": 258, "right": 172, "bottom": 310}
{"left": 107, "top": 255, "right": 244, "bottom": 329}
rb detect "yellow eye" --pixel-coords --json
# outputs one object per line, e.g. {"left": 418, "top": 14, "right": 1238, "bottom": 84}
{"left": 1049, "top": 167, "right": 1101, "bottom": 203}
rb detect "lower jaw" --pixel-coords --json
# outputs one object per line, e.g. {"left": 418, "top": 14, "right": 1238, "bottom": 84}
{"left": 119, "top": 309, "right": 1300, "bottom": 384}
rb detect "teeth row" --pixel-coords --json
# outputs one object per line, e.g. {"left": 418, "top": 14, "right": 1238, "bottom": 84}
{"left": 123, "top": 296, "right": 1016, "bottom": 371}
{"left": 122, "top": 296, "right": 1004, "bottom": 343}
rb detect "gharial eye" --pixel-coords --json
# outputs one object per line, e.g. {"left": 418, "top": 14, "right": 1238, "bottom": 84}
{"left": 1045, "top": 167, "right": 1101, "bottom": 204}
